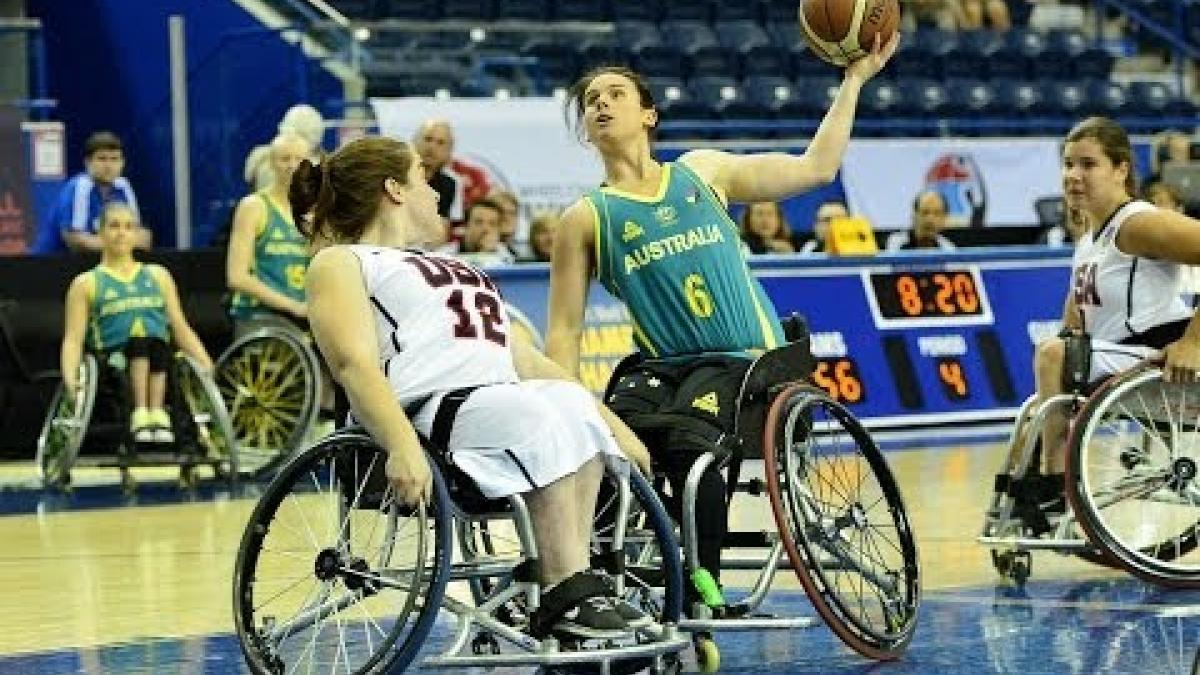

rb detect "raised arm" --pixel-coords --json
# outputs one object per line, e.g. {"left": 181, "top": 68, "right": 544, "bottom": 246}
{"left": 150, "top": 265, "right": 213, "bottom": 371}
{"left": 306, "top": 247, "right": 431, "bottom": 505}
{"left": 678, "top": 33, "right": 898, "bottom": 204}
{"left": 226, "top": 195, "right": 307, "bottom": 318}
{"left": 60, "top": 274, "right": 91, "bottom": 392}
{"left": 545, "top": 199, "right": 595, "bottom": 377}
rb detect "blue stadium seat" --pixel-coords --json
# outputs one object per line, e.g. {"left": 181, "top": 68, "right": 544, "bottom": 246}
{"left": 646, "top": 76, "right": 687, "bottom": 106}
{"left": 1040, "top": 29, "right": 1086, "bottom": 80}
{"left": 713, "top": 1, "right": 762, "bottom": 23}
{"left": 1127, "top": 81, "right": 1174, "bottom": 117}
{"left": 743, "top": 74, "right": 795, "bottom": 112}
{"left": 765, "top": 20, "right": 799, "bottom": 49}
{"left": 790, "top": 75, "right": 842, "bottom": 118}
{"left": 411, "top": 31, "right": 473, "bottom": 51}
{"left": 739, "top": 44, "right": 791, "bottom": 79}
{"left": 577, "top": 36, "right": 620, "bottom": 67}
{"left": 993, "top": 79, "right": 1045, "bottom": 117}
{"left": 1002, "top": 28, "right": 1045, "bottom": 80}
{"left": 763, "top": 0, "right": 796, "bottom": 24}
{"left": 494, "top": 0, "right": 551, "bottom": 21}
{"left": 940, "top": 30, "right": 998, "bottom": 79}
{"left": 689, "top": 75, "right": 739, "bottom": 103}
{"left": 472, "top": 30, "right": 531, "bottom": 56}
{"left": 1041, "top": 81, "right": 1087, "bottom": 118}
{"left": 691, "top": 77, "right": 769, "bottom": 125}
{"left": 329, "top": 0, "right": 372, "bottom": 19}
{"left": 555, "top": 0, "right": 610, "bottom": 22}
{"left": 897, "top": 79, "right": 949, "bottom": 117}
{"left": 944, "top": 78, "right": 996, "bottom": 116}
{"left": 1085, "top": 80, "right": 1128, "bottom": 116}
{"left": 378, "top": 0, "right": 440, "bottom": 20}
{"left": 616, "top": 21, "right": 661, "bottom": 53}
{"left": 631, "top": 44, "right": 686, "bottom": 78}
{"left": 612, "top": 0, "right": 662, "bottom": 23}
{"left": 715, "top": 20, "right": 770, "bottom": 52}
{"left": 662, "top": 0, "right": 712, "bottom": 23}
{"left": 441, "top": 0, "right": 494, "bottom": 21}
{"left": 790, "top": 43, "right": 836, "bottom": 78}
{"left": 1072, "top": 45, "right": 1115, "bottom": 81}
{"left": 521, "top": 38, "right": 579, "bottom": 88}
{"left": 860, "top": 80, "right": 905, "bottom": 135}
{"left": 664, "top": 20, "right": 719, "bottom": 51}
{"left": 887, "top": 31, "right": 938, "bottom": 80}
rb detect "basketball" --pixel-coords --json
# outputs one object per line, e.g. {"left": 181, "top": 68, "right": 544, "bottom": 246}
{"left": 798, "top": 0, "right": 901, "bottom": 67}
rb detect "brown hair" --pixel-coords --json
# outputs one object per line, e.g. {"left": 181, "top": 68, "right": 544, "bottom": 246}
{"left": 565, "top": 65, "right": 657, "bottom": 142}
{"left": 84, "top": 131, "right": 122, "bottom": 159}
{"left": 739, "top": 202, "right": 791, "bottom": 240}
{"left": 1065, "top": 116, "right": 1136, "bottom": 196}
{"left": 289, "top": 136, "right": 414, "bottom": 244}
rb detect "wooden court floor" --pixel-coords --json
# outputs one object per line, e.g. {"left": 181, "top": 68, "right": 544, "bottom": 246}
{"left": 0, "top": 441, "right": 1197, "bottom": 674}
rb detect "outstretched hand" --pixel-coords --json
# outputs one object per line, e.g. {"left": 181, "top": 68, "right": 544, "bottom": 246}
{"left": 844, "top": 31, "right": 900, "bottom": 83}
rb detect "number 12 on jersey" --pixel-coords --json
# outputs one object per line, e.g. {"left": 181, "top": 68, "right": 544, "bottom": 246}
{"left": 446, "top": 289, "right": 507, "bottom": 346}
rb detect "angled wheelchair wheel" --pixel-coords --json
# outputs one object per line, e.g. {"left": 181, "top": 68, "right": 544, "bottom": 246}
{"left": 1067, "top": 367, "right": 1200, "bottom": 587}
{"left": 176, "top": 354, "right": 239, "bottom": 478}
{"left": 234, "top": 429, "right": 452, "bottom": 674}
{"left": 763, "top": 384, "right": 920, "bottom": 660}
{"left": 216, "top": 329, "right": 320, "bottom": 477}
{"left": 35, "top": 354, "right": 99, "bottom": 489}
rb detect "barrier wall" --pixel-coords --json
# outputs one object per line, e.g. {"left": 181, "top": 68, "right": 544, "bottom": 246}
{"left": 0, "top": 247, "right": 1072, "bottom": 457}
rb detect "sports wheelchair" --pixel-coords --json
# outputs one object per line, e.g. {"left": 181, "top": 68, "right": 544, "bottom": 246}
{"left": 216, "top": 304, "right": 543, "bottom": 478}
{"left": 36, "top": 350, "right": 237, "bottom": 492}
{"left": 980, "top": 348, "right": 1200, "bottom": 588}
{"left": 602, "top": 317, "right": 921, "bottom": 668}
{"left": 232, "top": 426, "right": 690, "bottom": 674}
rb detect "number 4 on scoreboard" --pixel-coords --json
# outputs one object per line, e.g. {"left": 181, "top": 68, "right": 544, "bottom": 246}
{"left": 936, "top": 357, "right": 970, "bottom": 401}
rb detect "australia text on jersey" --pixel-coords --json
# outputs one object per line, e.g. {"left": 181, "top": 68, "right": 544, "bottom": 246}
{"left": 623, "top": 223, "right": 725, "bottom": 274}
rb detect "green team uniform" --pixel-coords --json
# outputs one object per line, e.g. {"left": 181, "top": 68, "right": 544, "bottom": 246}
{"left": 588, "top": 161, "right": 784, "bottom": 358}
{"left": 88, "top": 263, "right": 169, "bottom": 351}
{"left": 229, "top": 192, "right": 309, "bottom": 320}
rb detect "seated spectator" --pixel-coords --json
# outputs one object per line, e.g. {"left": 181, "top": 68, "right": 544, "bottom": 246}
{"left": 524, "top": 210, "right": 559, "bottom": 263}
{"left": 799, "top": 201, "right": 848, "bottom": 255}
{"left": 32, "top": 131, "right": 153, "bottom": 255}
{"left": 886, "top": 190, "right": 957, "bottom": 251}
{"left": 439, "top": 198, "right": 516, "bottom": 265}
{"left": 962, "top": 0, "right": 1011, "bottom": 30}
{"left": 904, "top": 0, "right": 963, "bottom": 30}
{"left": 1147, "top": 130, "right": 1196, "bottom": 185}
{"left": 739, "top": 202, "right": 795, "bottom": 254}
{"left": 486, "top": 187, "right": 525, "bottom": 259}
{"left": 1145, "top": 180, "right": 1186, "bottom": 213}
{"left": 1040, "top": 205, "right": 1088, "bottom": 247}
{"left": 243, "top": 104, "right": 325, "bottom": 192}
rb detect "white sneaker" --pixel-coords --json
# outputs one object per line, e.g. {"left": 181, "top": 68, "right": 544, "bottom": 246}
{"left": 133, "top": 427, "right": 156, "bottom": 443}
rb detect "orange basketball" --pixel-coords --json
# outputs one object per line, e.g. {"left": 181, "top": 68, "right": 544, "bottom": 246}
{"left": 798, "top": 0, "right": 900, "bottom": 67}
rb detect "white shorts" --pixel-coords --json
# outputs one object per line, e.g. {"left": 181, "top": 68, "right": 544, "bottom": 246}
{"left": 412, "top": 380, "right": 626, "bottom": 499}
{"left": 1088, "top": 339, "right": 1159, "bottom": 384}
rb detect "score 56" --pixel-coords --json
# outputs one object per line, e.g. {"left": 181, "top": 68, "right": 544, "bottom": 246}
{"left": 812, "top": 357, "right": 866, "bottom": 404}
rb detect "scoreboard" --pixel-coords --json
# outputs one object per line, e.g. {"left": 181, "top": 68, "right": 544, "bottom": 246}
{"left": 491, "top": 248, "right": 1073, "bottom": 429}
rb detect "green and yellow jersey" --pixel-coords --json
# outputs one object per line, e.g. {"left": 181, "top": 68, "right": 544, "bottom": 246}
{"left": 87, "top": 263, "right": 169, "bottom": 351}
{"left": 588, "top": 161, "right": 784, "bottom": 358}
{"left": 229, "top": 192, "right": 309, "bottom": 319}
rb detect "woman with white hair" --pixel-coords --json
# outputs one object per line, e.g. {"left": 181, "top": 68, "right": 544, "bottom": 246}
{"left": 243, "top": 104, "right": 325, "bottom": 191}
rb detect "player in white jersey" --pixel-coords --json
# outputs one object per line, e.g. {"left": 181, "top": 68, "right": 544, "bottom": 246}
{"left": 287, "top": 136, "right": 653, "bottom": 639}
{"left": 1004, "top": 117, "right": 1200, "bottom": 518}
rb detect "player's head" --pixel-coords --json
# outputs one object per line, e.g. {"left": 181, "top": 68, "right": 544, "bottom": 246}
{"left": 1144, "top": 180, "right": 1185, "bottom": 212}
{"left": 485, "top": 188, "right": 519, "bottom": 241}
{"left": 463, "top": 198, "right": 502, "bottom": 252}
{"left": 84, "top": 131, "right": 124, "bottom": 185}
{"left": 289, "top": 136, "right": 440, "bottom": 247}
{"left": 1062, "top": 116, "right": 1135, "bottom": 214}
{"left": 413, "top": 119, "right": 454, "bottom": 174}
{"left": 740, "top": 202, "right": 790, "bottom": 241}
{"left": 278, "top": 104, "right": 325, "bottom": 151}
{"left": 97, "top": 202, "right": 138, "bottom": 256}
{"left": 269, "top": 133, "right": 310, "bottom": 192}
{"left": 566, "top": 66, "right": 657, "bottom": 148}
{"left": 912, "top": 190, "right": 947, "bottom": 244}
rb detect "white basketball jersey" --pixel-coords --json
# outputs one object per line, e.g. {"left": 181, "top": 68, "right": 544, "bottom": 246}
{"left": 1070, "top": 200, "right": 1191, "bottom": 342}
{"left": 346, "top": 245, "right": 517, "bottom": 410}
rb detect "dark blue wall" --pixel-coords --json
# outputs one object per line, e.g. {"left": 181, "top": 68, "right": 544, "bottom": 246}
{"left": 26, "top": 0, "right": 340, "bottom": 247}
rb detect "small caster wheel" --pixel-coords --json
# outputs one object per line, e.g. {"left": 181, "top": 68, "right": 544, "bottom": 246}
{"left": 695, "top": 634, "right": 720, "bottom": 673}
{"left": 470, "top": 634, "right": 499, "bottom": 655}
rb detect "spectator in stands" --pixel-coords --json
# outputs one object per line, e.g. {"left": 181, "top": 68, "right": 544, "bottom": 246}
{"left": 961, "top": 0, "right": 1011, "bottom": 30}
{"left": 1041, "top": 206, "right": 1089, "bottom": 247}
{"left": 243, "top": 104, "right": 325, "bottom": 192}
{"left": 226, "top": 133, "right": 311, "bottom": 338}
{"left": 887, "top": 190, "right": 957, "bottom": 251}
{"left": 486, "top": 187, "right": 524, "bottom": 259}
{"left": 525, "top": 211, "right": 559, "bottom": 263}
{"left": 414, "top": 119, "right": 460, "bottom": 231}
{"left": 799, "top": 201, "right": 848, "bottom": 255}
{"left": 739, "top": 202, "right": 796, "bottom": 254}
{"left": 1145, "top": 180, "right": 1185, "bottom": 213}
{"left": 904, "top": 0, "right": 964, "bottom": 30}
{"left": 439, "top": 198, "right": 515, "bottom": 265}
{"left": 1147, "top": 130, "right": 1195, "bottom": 185}
{"left": 33, "top": 131, "right": 152, "bottom": 255}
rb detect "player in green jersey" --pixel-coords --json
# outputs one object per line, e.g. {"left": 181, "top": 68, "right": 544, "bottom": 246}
{"left": 61, "top": 203, "right": 213, "bottom": 442}
{"left": 546, "top": 39, "right": 897, "bottom": 621}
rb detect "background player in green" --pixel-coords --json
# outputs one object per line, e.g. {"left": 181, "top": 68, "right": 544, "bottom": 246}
{"left": 60, "top": 203, "right": 213, "bottom": 443}
{"left": 227, "top": 133, "right": 311, "bottom": 337}
{"left": 546, "top": 38, "right": 897, "bottom": 628}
